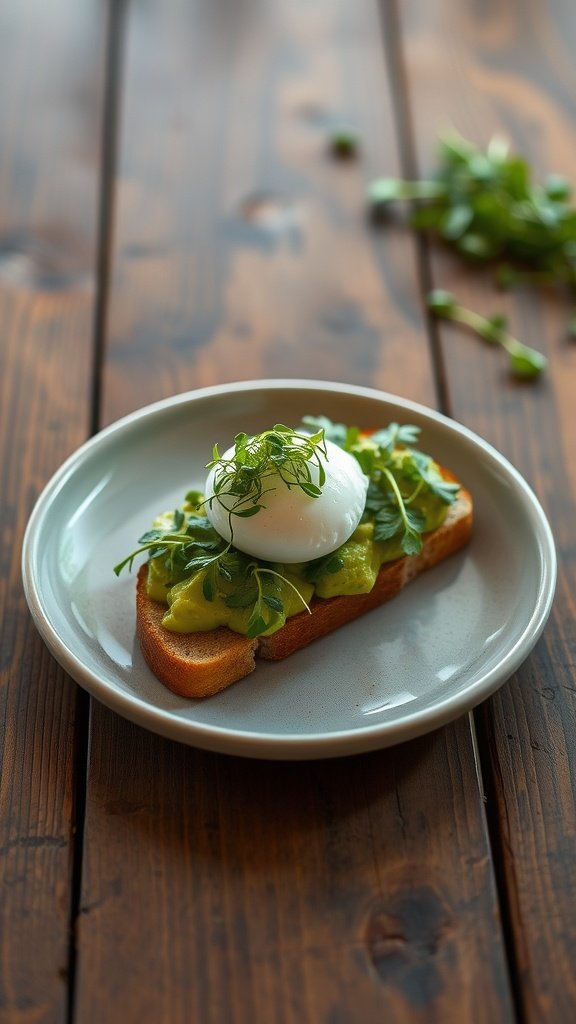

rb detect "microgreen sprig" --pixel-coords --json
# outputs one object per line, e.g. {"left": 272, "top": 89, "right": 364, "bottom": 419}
{"left": 376, "top": 467, "right": 425, "bottom": 555}
{"left": 113, "top": 508, "right": 231, "bottom": 580}
{"left": 243, "top": 566, "right": 312, "bottom": 638}
{"left": 114, "top": 427, "right": 328, "bottom": 639}
{"left": 205, "top": 423, "right": 328, "bottom": 521}
{"left": 428, "top": 289, "right": 547, "bottom": 378}
{"left": 368, "top": 130, "right": 576, "bottom": 284}
{"left": 114, "top": 503, "right": 312, "bottom": 639}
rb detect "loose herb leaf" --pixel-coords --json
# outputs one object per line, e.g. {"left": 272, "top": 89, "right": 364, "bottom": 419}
{"left": 373, "top": 501, "right": 425, "bottom": 555}
{"left": 234, "top": 504, "right": 264, "bottom": 518}
{"left": 202, "top": 562, "right": 217, "bottom": 602}
{"left": 370, "top": 422, "right": 421, "bottom": 452}
{"left": 372, "top": 503, "right": 404, "bottom": 541}
{"left": 402, "top": 524, "right": 425, "bottom": 556}
{"left": 329, "top": 126, "right": 359, "bottom": 159}
{"left": 301, "top": 415, "right": 354, "bottom": 449}
{"left": 138, "top": 529, "right": 164, "bottom": 544}
{"left": 172, "top": 509, "right": 185, "bottom": 531}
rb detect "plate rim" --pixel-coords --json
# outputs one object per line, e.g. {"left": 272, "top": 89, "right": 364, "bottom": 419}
{"left": 21, "top": 379, "right": 558, "bottom": 759}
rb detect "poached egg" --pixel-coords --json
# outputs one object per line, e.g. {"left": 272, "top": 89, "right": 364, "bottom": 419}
{"left": 204, "top": 437, "right": 368, "bottom": 563}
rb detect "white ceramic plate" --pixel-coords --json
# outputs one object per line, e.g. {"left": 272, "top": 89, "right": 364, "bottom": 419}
{"left": 22, "top": 380, "right": 556, "bottom": 759}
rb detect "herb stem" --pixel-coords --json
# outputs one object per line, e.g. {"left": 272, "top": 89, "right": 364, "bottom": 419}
{"left": 404, "top": 479, "right": 425, "bottom": 505}
{"left": 368, "top": 178, "right": 447, "bottom": 206}
{"left": 253, "top": 567, "right": 312, "bottom": 615}
{"left": 382, "top": 466, "right": 411, "bottom": 532}
{"left": 427, "top": 289, "right": 547, "bottom": 378}
{"left": 440, "top": 303, "right": 500, "bottom": 343}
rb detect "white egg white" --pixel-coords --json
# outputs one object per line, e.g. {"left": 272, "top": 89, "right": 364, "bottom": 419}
{"left": 204, "top": 438, "right": 368, "bottom": 563}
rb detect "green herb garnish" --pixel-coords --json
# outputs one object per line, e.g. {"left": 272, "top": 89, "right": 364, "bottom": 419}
{"left": 115, "top": 418, "right": 461, "bottom": 637}
{"left": 303, "top": 416, "right": 459, "bottom": 557}
{"left": 367, "top": 129, "right": 576, "bottom": 353}
{"left": 427, "top": 289, "right": 547, "bottom": 378}
{"left": 368, "top": 130, "right": 576, "bottom": 282}
{"left": 205, "top": 423, "right": 328, "bottom": 520}
{"left": 114, "top": 507, "right": 312, "bottom": 639}
{"left": 244, "top": 566, "right": 312, "bottom": 638}
{"left": 113, "top": 507, "right": 231, "bottom": 580}
{"left": 114, "top": 425, "right": 329, "bottom": 638}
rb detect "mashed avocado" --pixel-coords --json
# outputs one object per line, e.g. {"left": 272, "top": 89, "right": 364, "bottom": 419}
{"left": 145, "top": 487, "right": 448, "bottom": 635}
{"left": 149, "top": 558, "right": 314, "bottom": 636}
{"left": 314, "top": 488, "right": 446, "bottom": 598}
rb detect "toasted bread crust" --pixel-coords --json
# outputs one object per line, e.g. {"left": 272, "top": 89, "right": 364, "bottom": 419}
{"left": 135, "top": 484, "right": 473, "bottom": 699}
{"left": 136, "top": 568, "right": 258, "bottom": 698}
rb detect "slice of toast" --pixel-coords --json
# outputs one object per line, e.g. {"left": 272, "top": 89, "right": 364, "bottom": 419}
{"left": 135, "top": 485, "right": 473, "bottom": 699}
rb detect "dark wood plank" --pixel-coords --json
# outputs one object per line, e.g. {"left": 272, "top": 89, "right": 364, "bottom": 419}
{"left": 99, "top": 0, "right": 437, "bottom": 423}
{"left": 0, "top": 0, "right": 105, "bottom": 1018}
{"left": 75, "top": 0, "right": 515, "bottom": 1020}
{"left": 78, "top": 713, "right": 513, "bottom": 1024}
{"left": 395, "top": 0, "right": 576, "bottom": 1018}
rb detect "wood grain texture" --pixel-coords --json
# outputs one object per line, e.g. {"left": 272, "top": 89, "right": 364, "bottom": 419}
{"left": 78, "top": 711, "right": 512, "bottom": 1024}
{"left": 0, "top": 0, "right": 104, "bottom": 1019}
{"left": 99, "top": 0, "right": 438, "bottom": 423}
{"left": 394, "top": 0, "right": 576, "bottom": 1018}
{"left": 75, "top": 0, "right": 515, "bottom": 1021}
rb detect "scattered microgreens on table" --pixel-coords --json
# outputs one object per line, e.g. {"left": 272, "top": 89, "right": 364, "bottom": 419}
{"left": 368, "top": 130, "right": 576, "bottom": 377}
{"left": 427, "top": 290, "right": 548, "bottom": 378}
{"left": 114, "top": 418, "right": 459, "bottom": 638}
{"left": 328, "top": 126, "right": 360, "bottom": 159}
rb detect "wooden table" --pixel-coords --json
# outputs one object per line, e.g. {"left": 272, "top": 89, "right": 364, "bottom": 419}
{"left": 2, "top": 0, "right": 575, "bottom": 1021}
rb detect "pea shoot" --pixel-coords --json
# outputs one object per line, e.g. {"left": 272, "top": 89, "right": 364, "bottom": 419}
{"left": 303, "top": 416, "right": 460, "bottom": 557}
{"left": 427, "top": 290, "right": 547, "bottom": 379}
